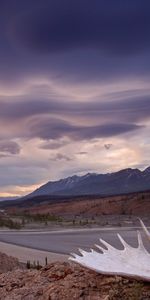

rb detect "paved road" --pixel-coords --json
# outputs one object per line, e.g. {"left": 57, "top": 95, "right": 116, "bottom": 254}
{"left": 0, "top": 228, "right": 149, "bottom": 254}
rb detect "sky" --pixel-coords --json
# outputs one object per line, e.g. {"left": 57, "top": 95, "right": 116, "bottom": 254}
{"left": 0, "top": 0, "right": 150, "bottom": 196}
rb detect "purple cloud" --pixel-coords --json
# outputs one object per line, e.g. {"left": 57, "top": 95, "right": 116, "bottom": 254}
{"left": 27, "top": 117, "right": 143, "bottom": 141}
{"left": 0, "top": 141, "right": 21, "bottom": 155}
{"left": 50, "top": 153, "right": 72, "bottom": 162}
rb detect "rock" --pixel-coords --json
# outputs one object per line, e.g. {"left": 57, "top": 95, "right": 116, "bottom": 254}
{"left": 0, "top": 261, "right": 149, "bottom": 299}
{"left": 0, "top": 251, "right": 23, "bottom": 274}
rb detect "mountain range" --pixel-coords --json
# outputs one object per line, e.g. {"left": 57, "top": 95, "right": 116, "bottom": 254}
{"left": 25, "top": 166, "right": 150, "bottom": 198}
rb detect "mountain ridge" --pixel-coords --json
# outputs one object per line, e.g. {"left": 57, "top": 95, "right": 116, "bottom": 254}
{"left": 25, "top": 166, "right": 150, "bottom": 198}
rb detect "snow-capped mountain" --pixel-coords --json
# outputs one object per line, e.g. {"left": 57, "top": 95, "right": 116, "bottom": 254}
{"left": 25, "top": 167, "right": 150, "bottom": 198}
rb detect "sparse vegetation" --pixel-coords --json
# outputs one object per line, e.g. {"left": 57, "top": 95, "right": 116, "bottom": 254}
{"left": 21, "top": 212, "right": 63, "bottom": 223}
{"left": 45, "top": 257, "right": 48, "bottom": 266}
{"left": 0, "top": 216, "right": 21, "bottom": 229}
{"left": 1, "top": 189, "right": 149, "bottom": 229}
{"left": 26, "top": 259, "right": 42, "bottom": 270}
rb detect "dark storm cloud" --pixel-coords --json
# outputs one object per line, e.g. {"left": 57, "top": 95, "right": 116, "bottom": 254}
{"left": 1, "top": 93, "right": 150, "bottom": 123}
{"left": 0, "top": 91, "right": 149, "bottom": 145}
{"left": 12, "top": 0, "right": 150, "bottom": 55}
{"left": 0, "top": 141, "right": 21, "bottom": 154}
{"left": 27, "top": 117, "right": 142, "bottom": 141}
{"left": 0, "top": 1, "right": 149, "bottom": 86}
{"left": 0, "top": 99, "right": 51, "bottom": 121}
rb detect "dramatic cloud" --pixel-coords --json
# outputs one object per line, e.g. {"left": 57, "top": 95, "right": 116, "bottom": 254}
{"left": 0, "top": 0, "right": 149, "bottom": 196}
{"left": 12, "top": 1, "right": 150, "bottom": 55}
{"left": 0, "top": 92, "right": 150, "bottom": 123}
{"left": 27, "top": 117, "right": 143, "bottom": 140}
{"left": 0, "top": 141, "right": 21, "bottom": 155}
{"left": 40, "top": 140, "right": 69, "bottom": 150}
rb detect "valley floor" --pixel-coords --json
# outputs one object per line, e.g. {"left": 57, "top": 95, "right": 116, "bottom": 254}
{"left": 0, "top": 241, "right": 68, "bottom": 265}
{"left": 0, "top": 226, "right": 150, "bottom": 264}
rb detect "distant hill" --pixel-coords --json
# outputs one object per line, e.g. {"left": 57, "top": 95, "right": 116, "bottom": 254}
{"left": 25, "top": 167, "right": 150, "bottom": 198}
{"left": 4, "top": 190, "right": 150, "bottom": 217}
{"left": 0, "top": 197, "right": 18, "bottom": 202}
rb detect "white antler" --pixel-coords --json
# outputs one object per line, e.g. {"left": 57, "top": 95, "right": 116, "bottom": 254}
{"left": 139, "top": 219, "right": 150, "bottom": 241}
{"left": 69, "top": 219, "right": 150, "bottom": 281}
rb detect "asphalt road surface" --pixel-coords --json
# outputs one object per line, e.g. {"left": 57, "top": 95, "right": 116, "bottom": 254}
{"left": 0, "top": 227, "right": 149, "bottom": 254}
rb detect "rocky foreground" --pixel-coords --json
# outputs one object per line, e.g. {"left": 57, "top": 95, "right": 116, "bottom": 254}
{"left": 0, "top": 251, "right": 22, "bottom": 274}
{"left": 0, "top": 252, "right": 150, "bottom": 300}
